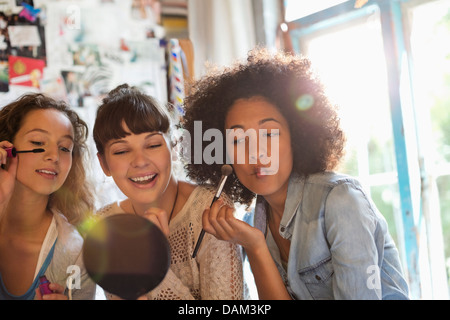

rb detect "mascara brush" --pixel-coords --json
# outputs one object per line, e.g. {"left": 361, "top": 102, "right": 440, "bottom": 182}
{"left": 5, "top": 147, "right": 45, "bottom": 158}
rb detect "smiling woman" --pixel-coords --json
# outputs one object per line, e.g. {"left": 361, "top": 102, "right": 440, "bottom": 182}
{"left": 0, "top": 93, "right": 96, "bottom": 300}
{"left": 97, "top": 126, "right": 173, "bottom": 210}
{"left": 0, "top": 93, "right": 93, "bottom": 225}
{"left": 93, "top": 84, "right": 248, "bottom": 300}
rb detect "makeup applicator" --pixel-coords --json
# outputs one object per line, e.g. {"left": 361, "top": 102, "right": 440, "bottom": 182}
{"left": 192, "top": 164, "right": 233, "bottom": 258}
{"left": 5, "top": 147, "right": 45, "bottom": 158}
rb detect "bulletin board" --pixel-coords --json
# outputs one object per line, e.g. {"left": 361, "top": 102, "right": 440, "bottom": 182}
{"left": 0, "top": 0, "right": 192, "bottom": 208}
{"left": 0, "top": 1, "right": 46, "bottom": 93}
{"left": 0, "top": 0, "right": 191, "bottom": 110}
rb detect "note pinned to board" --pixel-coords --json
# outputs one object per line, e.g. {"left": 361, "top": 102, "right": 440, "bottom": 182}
{"left": 8, "top": 55, "right": 45, "bottom": 88}
{"left": 7, "top": 25, "right": 42, "bottom": 47}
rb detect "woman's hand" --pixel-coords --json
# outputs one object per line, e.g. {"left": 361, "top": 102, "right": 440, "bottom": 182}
{"left": 35, "top": 282, "right": 68, "bottom": 300}
{"left": 203, "top": 199, "right": 292, "bottom": 300}
{"left": 143, "top": 207, "right": 170, "bottom": 237}
{"left": 0, "top": 141, "right": 18, "bottom": 219}
{"left": 202, "top": 199, "right": 266, "bottom": 254}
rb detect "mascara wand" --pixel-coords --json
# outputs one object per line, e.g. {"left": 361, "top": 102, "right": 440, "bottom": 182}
{"left": 5, "top": 147, "right": 45, "bottom": 158}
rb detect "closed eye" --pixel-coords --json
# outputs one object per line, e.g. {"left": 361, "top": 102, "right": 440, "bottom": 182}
{"left": 60, "top": 146, "right": 72, "bottom": 153}
{"left": 263, "top": 132, "right": 280, "bottom": 138}
{"left": 113, "top": 150, "right": 128, "bottom": 155}
{"left": 31, "top": 140, "right": 44, "bottom": 146}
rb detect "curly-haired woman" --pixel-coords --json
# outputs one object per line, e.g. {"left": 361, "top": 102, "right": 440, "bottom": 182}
{"left": 181, "top": 48, "right": 409, "bottom": 300}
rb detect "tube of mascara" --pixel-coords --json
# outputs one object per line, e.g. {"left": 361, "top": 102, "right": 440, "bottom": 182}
{"left": 39, "top": 275, "right": 53, "bottom": 295}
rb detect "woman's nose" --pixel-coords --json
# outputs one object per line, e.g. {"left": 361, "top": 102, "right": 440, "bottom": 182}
{"left": 249, "top": 144, "right": 268, "bottom": 164}
{"left": 130, "top": 150, "right": 150, "bottom": 167}
{"left": 44, "top": 145, "right": 59, "bottom": 162}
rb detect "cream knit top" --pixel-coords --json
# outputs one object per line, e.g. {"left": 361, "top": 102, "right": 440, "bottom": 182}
{"left": 96, "top": 186, "right": 248, "bottom": 300}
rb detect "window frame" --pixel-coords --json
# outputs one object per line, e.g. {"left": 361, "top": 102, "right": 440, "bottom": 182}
{"left": 285, "top": 0, "right": 449, "bottom": 299}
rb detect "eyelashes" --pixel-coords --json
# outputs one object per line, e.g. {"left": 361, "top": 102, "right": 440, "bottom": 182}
{"left": 31, "top": 141, "right": 73, "bottom": 153}
{"left": 232, "top": 131, "right": 280, "bottom": 145}
{"left": 112, "top": 144, "right": 163, "bottom": 155}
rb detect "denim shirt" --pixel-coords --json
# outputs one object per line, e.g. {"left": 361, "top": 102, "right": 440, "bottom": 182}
{"left": 252, "top": 172, "right": 410, "bottom": 300}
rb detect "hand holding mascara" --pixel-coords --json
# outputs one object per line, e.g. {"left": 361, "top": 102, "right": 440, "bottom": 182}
{"left": 5, "top": 147, "right": 45, "bottom": 158}
{"left": 192, "top": 164, "right": 233, "bottom": 258}
{"left": 1, "top": 147, "right": 45, "bottom": 170}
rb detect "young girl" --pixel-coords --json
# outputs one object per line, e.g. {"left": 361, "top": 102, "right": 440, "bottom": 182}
{"left": 181, "top": 48, "right": 410, "bottom": 300}
{"left": 0, "top": 93, "right": 96, "bottom": 300}
{"left": 93, "top": 84, "right": 247, "bottom": 300}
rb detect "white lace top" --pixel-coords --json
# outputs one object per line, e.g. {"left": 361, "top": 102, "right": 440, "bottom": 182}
{"left": 96, "top": 186, "right": 248, "bottom": 300}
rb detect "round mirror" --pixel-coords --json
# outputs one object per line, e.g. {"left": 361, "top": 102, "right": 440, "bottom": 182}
{"left": 83, "top": 214, "right": 171, "bottom": 300}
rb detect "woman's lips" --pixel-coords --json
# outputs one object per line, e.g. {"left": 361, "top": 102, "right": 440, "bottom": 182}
{"left": 254, "top": 167, "right": 273, "bottom": 178}
{"left": 129, "top": 173, "right": 158, "bottom": 185}
{"left": 35, "top": 169, "right": 58, "bottom": 179}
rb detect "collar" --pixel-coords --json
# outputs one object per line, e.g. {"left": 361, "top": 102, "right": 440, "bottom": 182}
{"left": 33, "top": 214, "right": 57, "bottom": 279}
{"left": 254, "top": 173, "right": 305, "bottom": 240}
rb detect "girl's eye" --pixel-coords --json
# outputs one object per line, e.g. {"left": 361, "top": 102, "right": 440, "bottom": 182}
{"left": 31, "top": 141, "right": 44, "bottom": 146}
{"left": 233, "top": 138, "right": 245, "bottom": 145}
{"left": 112, "top": 150, "right": 128, "bottom": 155}
{"left": 263, "top": 131, "right": 280, "bottom": 138}
{"left": 147, "top": 144, "right": 162, "bottom": 149}
{"left": 60, "top": 146, "right": 72, "bottom": 153}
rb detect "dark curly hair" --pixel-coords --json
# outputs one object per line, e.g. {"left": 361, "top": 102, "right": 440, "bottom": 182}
{"left": 181, "top": 48, "right": 345, "bottom": 206}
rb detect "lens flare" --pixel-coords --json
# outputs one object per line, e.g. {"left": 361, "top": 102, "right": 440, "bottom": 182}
{"left": 296, "top": 94, "right": 314, "bottom": 111}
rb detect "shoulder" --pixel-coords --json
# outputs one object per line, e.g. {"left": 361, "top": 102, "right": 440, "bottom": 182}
{"left": 173, "top": 184, "right": 214, "bottom": 224}
{"left": 182, "top": 183, "right": 234, "bottom": 208}
{"left": 301, "top": 171, "right": 366, "bottom": 204}
{"left": 50, "top": 210, "right": 85, "bottom": 269}
{"left": 48, "top": 211, "right": 96, "bottom": 299}
{"left": 319, "top": 172, "right": 373, "bottom": 210}
{"left": 180, "top": 184, "right": 213, "bottom": 212}
{"left": 177, "top": 181, "right": 198, "bottom": 203}
{"left": 295, "top": 172, "right": 375, "bottom": 221}
{"left": 304, "top": 171, "right": 360, "bottom": 188}
{"left": 95, "top": 201, "right": 125, "bottom": 218}
{"left": 319, "top": 173, "right": 381, "bottom": 230}
{"left": 52, "top": 211, "right": 83, "bottom": 250}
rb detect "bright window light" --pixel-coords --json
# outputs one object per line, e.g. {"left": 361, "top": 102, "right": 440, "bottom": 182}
{"left": 284, "top": 0, "right": 348, "bottom": 21}
{"left": 305, "top": 14, "right": 394, "bottom": 178}
{"left": 301, "top": 13, "right": 401, "bottom": 249}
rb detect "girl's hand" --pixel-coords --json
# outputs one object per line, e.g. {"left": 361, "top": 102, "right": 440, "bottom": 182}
{"left": 202, "top": 199, "right": 265, "bottom": 254}
{"left": 143, "top": 207, "right": 170, "bottom": 237}
{"left": 0, "top": 141, "right": 18, "bottom": 218}
{"left": 35, "top": 282, "right": 68, "bottom": 300}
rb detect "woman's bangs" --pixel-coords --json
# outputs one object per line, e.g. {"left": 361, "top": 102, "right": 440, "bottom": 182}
{"left": 122, "top": 104, "right": 168, "bottom": 136}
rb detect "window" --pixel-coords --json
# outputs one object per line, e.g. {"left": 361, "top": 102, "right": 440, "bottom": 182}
{"left": 298, "top": 8, "right": 401, "bottom": 250}
{"left": 284, "top": 0, "right": 348, "bottom": 21}
{"left": 286, "top": 0, "right": 450, "bottom": 299}
{"left": 409, "top": 0, "right": 450, "bottom": 298}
